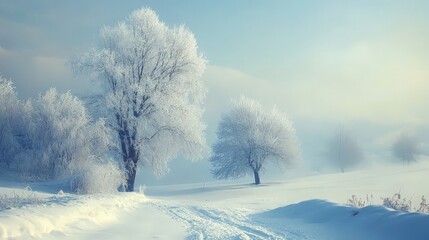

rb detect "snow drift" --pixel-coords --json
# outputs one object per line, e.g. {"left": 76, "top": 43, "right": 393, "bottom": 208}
{"left": 255, "top": 199, "right": 429, "bottom": 240}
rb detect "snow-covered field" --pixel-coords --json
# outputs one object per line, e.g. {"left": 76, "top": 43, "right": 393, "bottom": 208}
{"left": 1, "top": 162, "right": 429, "bottom": 240}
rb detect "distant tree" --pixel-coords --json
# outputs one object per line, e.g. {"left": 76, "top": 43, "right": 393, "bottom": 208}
{"left": 0, "top": 76, "right": 21, "bottom": 167}
{"left": 210, "top": 97, "right": 300, "bottom": 185}
{"left": 71, "top": 8, "right": 207, "bottom": 191}
{"left": 328, "top": 127, "right": 362, "bottom": 173}
{"left": 392, "top": 133, "right": 418, "bottom": 165}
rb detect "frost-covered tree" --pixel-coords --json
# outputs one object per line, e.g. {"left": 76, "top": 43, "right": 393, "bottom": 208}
{"left": 0, "top": 77, "right": 120, "bottom": 192}
{"left": 0, "top": 76, "right": 21, "bottom": 167}
{"left": 19, "top": 89, "right": 111, "bottom": 179}
{"left": 72, "top": 8, "right": 207, "bottom": 191}
{"left": 328, "top": 128, "right": 362, "bottom": 173}
{"left": 4, "top": 88, "right": 110, "bottom": 180}
{"left": 210, "top": 97, "right": 300, "bottom": 185}
{"left": 392, "top": 133, "right": 418, "bottom": 165}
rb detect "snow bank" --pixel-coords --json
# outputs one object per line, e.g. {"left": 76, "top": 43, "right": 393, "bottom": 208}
{"left": 255, "top": 199, "right": 429, "bottom": 240}
{"left": 0, "top": 193, "right": 145, "bottom": 239}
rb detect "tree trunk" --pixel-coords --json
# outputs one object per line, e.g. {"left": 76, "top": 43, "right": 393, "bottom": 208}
{"left": 117, "top": 121, "right": 139, "bottom": 192}
{"left": 253, "top": 170, "right": 261, "bottom": 185}
{"left": 125, "top": 159, "right": 137, "bottom": 192}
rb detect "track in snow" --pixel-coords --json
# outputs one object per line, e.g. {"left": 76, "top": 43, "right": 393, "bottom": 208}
{"left": 148, "top": 200, "right": 314, "bottom": 240}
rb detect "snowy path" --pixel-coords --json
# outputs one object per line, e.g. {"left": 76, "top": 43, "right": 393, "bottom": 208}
{"left": 148, "top": 200, "right": 314, "bottom": 240}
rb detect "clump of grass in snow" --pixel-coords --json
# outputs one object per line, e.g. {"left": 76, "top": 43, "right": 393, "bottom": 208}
{"left": 382, "top": 193, "right": 412, "bottom": 211}
{"left": 416, "top": 196, "right": 429, "bottom": 213}
{"left": 347, "top": 194, "right": 374, "bottom": 207}
{"left": 0, "top": 186, "right": 45, "bottom": 210}
{"left": 348, "top": 193, "right": 429, "bottom": 213}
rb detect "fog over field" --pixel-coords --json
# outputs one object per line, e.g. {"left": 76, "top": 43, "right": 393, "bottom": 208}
{"left": 2, "top": 0, "right": 429, "bottom": 185}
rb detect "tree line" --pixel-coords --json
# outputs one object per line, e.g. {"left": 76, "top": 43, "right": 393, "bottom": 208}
{"left": 0, "top": 8, "right": 423, "bottom": 192}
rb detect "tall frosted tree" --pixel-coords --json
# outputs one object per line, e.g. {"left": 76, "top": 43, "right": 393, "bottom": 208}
{"left": 72, "top": 8, "right": 207, "bottom": 191}
{"left": 210, "top": 97, "right": 300, "bottom": 185}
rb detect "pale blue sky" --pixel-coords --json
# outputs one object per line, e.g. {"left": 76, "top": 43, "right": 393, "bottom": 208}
{"left": 1, "top": 1, "right": 427, "bottom": 71}
{"left": 1, "top": 1, "right": 429, "bottom": 184}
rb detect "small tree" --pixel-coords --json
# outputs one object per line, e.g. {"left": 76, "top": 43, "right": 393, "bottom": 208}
{"left": 210, "top": 97, "right": 300, "bottom": 185}
{"left": 328, "top": 127, "right": 362, "bottom": 173}
{"left": 392, "top": 132, "right": 418, "bottom": 165}
{"left": 72, "top": 8, "right": 207, "bottom": 191}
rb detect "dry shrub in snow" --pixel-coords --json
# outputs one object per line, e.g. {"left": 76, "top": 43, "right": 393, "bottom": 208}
{"left": 0, "top": 187, "right": 45, "bottom": 210}
{"left": 71, "top": 158, "right": 126, "bottom": 194}
{"left": 350, "top": 193, "right": 429, "bottom": 214}
{"left": 416, "top": 196, "right": 429, "bottom": 213}
{"left": 382, "top": 193, "right": 412, "bottom": 211}
{"left": 347, "top": 194, "right": 374, "bottom": 207}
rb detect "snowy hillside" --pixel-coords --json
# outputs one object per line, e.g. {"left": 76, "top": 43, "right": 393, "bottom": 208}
{"left": 1, "top": 162, "right": 429, "bottom": 239}
{"left": 2, "top": 1, "right": 429, "bottom": 240}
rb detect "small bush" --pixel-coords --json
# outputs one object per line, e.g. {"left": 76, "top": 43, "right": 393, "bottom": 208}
{"left": 71, "top": 158, "right": 126, "bottom": 194}
{"left": 347, "top": 194, "right": 374, "bottom": 207}
{"left": 346, "top": 193, "right": 429, "bottom": 214}
{"left": 416, "top": 195, "right": 429, "bottom": 213}
{"left": 382, "top": 193, "right": 412, "bottom": 211}
{"left": 0, "top": 187, "right": 45, "bottom": 210}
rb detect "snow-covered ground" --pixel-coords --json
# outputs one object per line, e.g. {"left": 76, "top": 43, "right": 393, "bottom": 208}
{"left": 1, "top": 161, "right": 429, "bottom": 239}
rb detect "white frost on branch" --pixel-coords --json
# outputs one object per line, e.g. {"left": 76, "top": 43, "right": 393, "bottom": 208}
{"left": 71, "top": 8, "right": 207, "bottom": 189}
{"left": 0, "top": 76, "right": 21, "bottom": 167}
{"left": 210, "top": 97, "right": 300, "bottom": 184}
{"left": 0, "top": 77, "right": 113, "bottom": 185}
